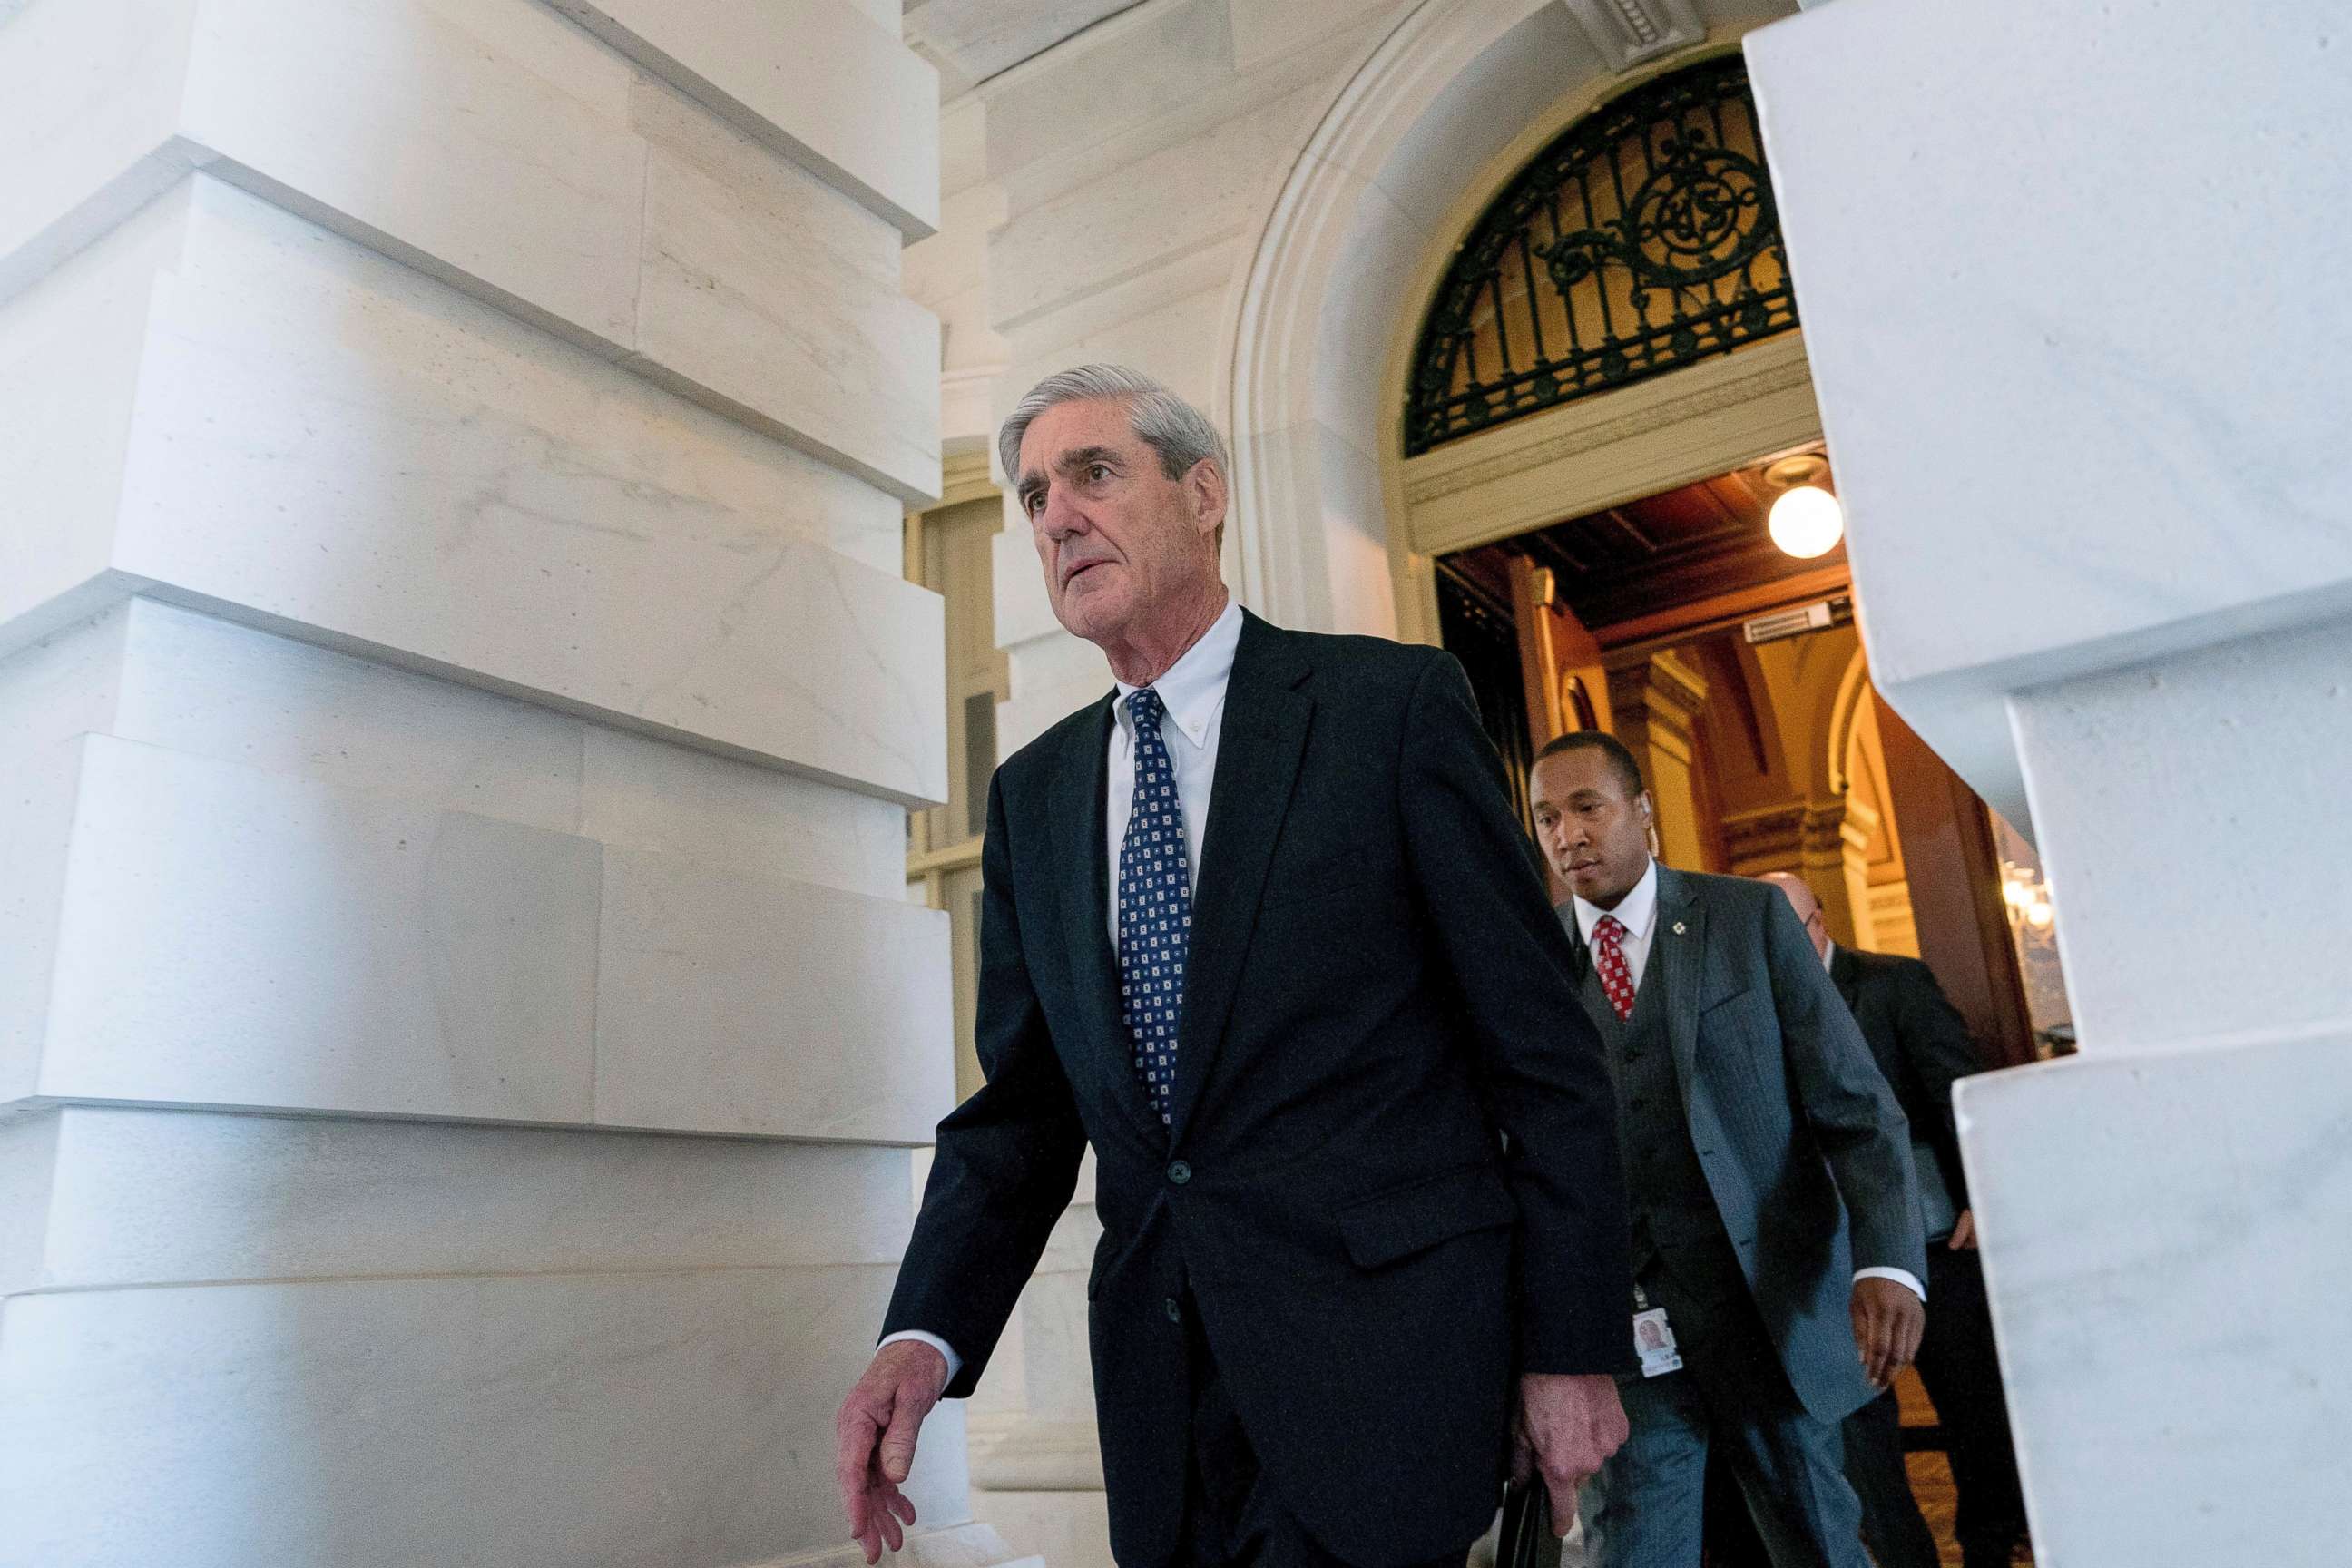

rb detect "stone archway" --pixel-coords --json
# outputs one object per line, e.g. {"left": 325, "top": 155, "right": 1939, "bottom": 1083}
{"left": 1221, "top": 0, "right": 1614, "bottom": 640}
{"left": 1221, "top": 0, "right": 1802, "bottom": 642}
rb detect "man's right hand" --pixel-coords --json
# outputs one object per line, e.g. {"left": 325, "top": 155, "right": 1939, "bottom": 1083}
{"left": 1512, "top": 1372, "right": 1629, "bottom": 1535}
{"left": 836, "top": 1340, "right": 949, "bottom": 1563}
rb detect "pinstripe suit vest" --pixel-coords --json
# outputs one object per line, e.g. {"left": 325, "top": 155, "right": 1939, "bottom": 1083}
{"left": 1579, "top": 956, "right": 1742, "bottom": 1298}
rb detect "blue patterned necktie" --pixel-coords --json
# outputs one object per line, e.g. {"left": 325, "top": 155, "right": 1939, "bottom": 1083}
{"left": 1118, "top": 687, "right": 1193, "bottom": 1126}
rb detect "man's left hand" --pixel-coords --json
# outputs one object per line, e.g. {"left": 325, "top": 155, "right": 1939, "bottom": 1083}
{"left": 1947, "top": 1209, "right": 1977, "bottom": 1250}
{"left": 1513, "top": 1372, "right": 1629, "bottom": 1535}
{"left": 1850, "top": 1277, "right": 1925, "bottom": 1389}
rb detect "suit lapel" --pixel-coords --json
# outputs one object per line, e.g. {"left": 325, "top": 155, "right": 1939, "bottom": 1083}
{"left": 1166, "top": 612, "right": 1312, "bottom": 1148}
{"left": 1048, "top": 693, "right": 1165, "bottom": 1144}
{"left": 1654, "top": 866, "right": 1707, "bottom": 1115}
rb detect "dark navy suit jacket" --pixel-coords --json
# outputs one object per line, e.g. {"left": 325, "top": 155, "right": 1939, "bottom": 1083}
{"left": 885, "top": 611, "right": 1631, "bottom": 1568}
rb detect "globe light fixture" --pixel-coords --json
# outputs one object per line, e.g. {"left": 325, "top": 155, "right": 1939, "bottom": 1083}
{"left": 1762, "top": 454, "right": 1844, "bottom": 559}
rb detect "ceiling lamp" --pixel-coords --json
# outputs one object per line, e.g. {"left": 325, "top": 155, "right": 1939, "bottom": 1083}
{"left": 1763, "top": 453, "right": 1844, "bottom": 560}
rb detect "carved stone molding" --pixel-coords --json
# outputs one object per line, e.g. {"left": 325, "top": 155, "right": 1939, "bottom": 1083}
{"left": 1722, "top": 801, "right": 1808, "bottom": 870}
{"left": 1405, "top": 350, "right": 1814, "bottom": 507}
{"left": 1559, "top": 0, "right": 1707, "bottom": 70}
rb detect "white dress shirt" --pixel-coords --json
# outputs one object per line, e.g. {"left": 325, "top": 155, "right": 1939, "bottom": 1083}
{"left": 1572, "top": 860, "right": 1923, "bottom": 1304}
{"left": 1567, "top": 858, "right": 1662, "bottom": 987}
{"left": 1102, "top": 595, "right": 1239, "bottom": 944}
{"left": 880, "top": 599, "right": 1244, "bottom": 1391}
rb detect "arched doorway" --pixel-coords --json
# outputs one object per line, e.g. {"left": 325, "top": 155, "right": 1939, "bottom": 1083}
{"left": 1390, "top": 50, "right": 2054, "bottom": 1070}
{"left": 1228, "top": 18, "right": 2066, "bottom": 1068}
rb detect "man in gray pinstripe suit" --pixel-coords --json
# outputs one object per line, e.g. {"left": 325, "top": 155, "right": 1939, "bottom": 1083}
{"left": 1527, "top": 730, "right": 1926, "bottom": 1568}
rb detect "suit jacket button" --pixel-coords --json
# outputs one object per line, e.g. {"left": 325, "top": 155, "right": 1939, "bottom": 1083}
{"left": 1164, "top": 1297, "right": 1182, "bottom": 1323}
{"left": 1167, "top": 1161, "right": 1192, "bottom": 1185}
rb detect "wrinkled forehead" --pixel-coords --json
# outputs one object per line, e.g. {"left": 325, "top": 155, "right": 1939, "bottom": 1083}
{"left": 1017, "top": 397, "right": 1142, "bottom": 475}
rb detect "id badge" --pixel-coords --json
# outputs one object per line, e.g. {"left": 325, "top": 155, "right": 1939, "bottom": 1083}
{"left": 1632, "top": 1306, "right": 1683, "bottom": 1377}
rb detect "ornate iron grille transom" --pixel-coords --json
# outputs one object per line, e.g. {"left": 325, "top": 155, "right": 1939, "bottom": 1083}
{"left": 1404, "top": 55, "right": 1797, "bottom": 456}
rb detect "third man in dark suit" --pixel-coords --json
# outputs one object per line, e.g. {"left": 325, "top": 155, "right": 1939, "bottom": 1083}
{"left": 833, "top": 366, "right": 1634, "bottom": 1568}
{"left": 1526, "top": 731, "right": 1926, "bottom": 1568}
{"left": 1763, "top": 873, "right": 2030, "bottom": 1568}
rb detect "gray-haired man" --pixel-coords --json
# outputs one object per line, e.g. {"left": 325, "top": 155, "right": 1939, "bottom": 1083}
{"left": 832, "top": 366, "right": 1635, "bottom": 1568}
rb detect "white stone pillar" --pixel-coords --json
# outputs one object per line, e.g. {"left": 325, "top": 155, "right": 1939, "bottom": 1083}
{"left": 0, "top": 4, "right": 1026, "bottom": 1565}
{"left": 1748, "top": 1, "right": 2352, "bottom": 1561}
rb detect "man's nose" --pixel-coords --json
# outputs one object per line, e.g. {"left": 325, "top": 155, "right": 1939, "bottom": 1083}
{"left": 1038, "top": 489, "right": 1087, "bottom": 539}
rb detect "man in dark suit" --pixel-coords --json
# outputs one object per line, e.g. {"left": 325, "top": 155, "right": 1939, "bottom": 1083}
{"left": 1526, "top": 732, "right": 1926, "bottom": 1568}
{"left": 832, "top": 365, "right": 1634, "bottom": 1568}
{"left": 1762, "top": 873, "right": 2030, "bottom": 1568}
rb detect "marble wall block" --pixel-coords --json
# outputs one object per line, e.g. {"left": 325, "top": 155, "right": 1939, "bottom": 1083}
{"left": 110, "top": 599, "right": 588, "bottom": 837}
{"left": 1958, "top": 1034, "right": 2352, "bottom": 1567}
{"left": 9, "top": 731, "right": 952, "bottom": 1138}
{"left": 580, "top": 726, "right": 909, "bottom": 902}
{"left": 2, "top": 1104, "right": 915, "bottom": 1293}
{"left": 547, "top": 0, "right": 940, "bottom": 238}
{"left": 0, "top": 598, "right": 909, "bottom": 905}
{"left": 184, "top": 0, "right": 647, "bottom": 342}
{"left": 977, "top": 0, "right": 1235, "bottom": 181}
{"left": 0, "top": 186, "right": 152, "bottom": 651}
{"left": 628, "top": 76, "right": 942, "bottom": 514}
{"left": 0, "top": 740, "right": 84, "bottom": 1103}
{"left": 1, "top": 178, "right": 946, "bottom": 804}
{"left": 0, "top": 0, "right": 197, "bottom": 299}
{"left": 34, "top": 735, "right": 604, "bottom": 1122}
{"left": 595, "top": 845, "right": 956, "bottom": 1142}
{"left": 0, "top": 1268, "right": 972, "bottom": 1568}
{"left": 1747, "top": 0, "right": 2352, "bottom": 826}
{"left": 1, "top": 0, "right": 941, "bottom": 500}
{"left": 2008, "top": 613, "right": 2352, "bottom": 1053}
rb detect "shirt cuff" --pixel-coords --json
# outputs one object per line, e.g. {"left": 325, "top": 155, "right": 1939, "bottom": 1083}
{"left": 877, "top": 1330, "right": 962, "bottom": 1392}
{"left": 1854, "top": 1266, "right": 1926, "bottom": 1303}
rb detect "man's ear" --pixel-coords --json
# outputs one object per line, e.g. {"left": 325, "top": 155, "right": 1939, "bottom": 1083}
{"left": 1186, "top": 458, "right": 1228, "bottom": 540}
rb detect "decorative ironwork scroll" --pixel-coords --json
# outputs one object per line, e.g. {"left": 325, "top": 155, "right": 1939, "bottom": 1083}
{"left": 1404, "top": 54, "right": 1798, "bottom": 456}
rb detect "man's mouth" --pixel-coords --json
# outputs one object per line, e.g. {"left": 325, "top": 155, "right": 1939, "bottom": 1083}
{"left": 1062, "top": 559, "right": 1109, "bottom": 587}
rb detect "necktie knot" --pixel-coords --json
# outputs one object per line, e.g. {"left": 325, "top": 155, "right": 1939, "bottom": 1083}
{"left": 1129, "top": 686, "right": 1165, "bottom": 735}
{"left": 1590, "top": 914, "right": 1635, "bottom": 1023}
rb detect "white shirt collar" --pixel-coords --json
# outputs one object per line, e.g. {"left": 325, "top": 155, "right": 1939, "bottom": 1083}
{"left": 1571, "top": 858, "right": 1659, "bottom": 946}
{"left": 1113, "top": 596, "right": 1240, "bottom": 750}
{"left": 1820, "top": 938, "right": 1838, "bottom": 974}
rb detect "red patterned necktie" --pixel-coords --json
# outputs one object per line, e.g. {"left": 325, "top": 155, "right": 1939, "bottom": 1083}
{"left": 1592, "top": 914, "right": 1637, "bottom": 1023}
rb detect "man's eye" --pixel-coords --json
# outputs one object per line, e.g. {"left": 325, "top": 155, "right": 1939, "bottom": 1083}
{"left": 1086, "top": 464, "right": 1110, "bottom": 483}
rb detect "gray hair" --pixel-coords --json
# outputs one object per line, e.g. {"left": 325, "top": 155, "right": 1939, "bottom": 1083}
{"left": 997, "top": 364, "right": 1232, "bottom": 500}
